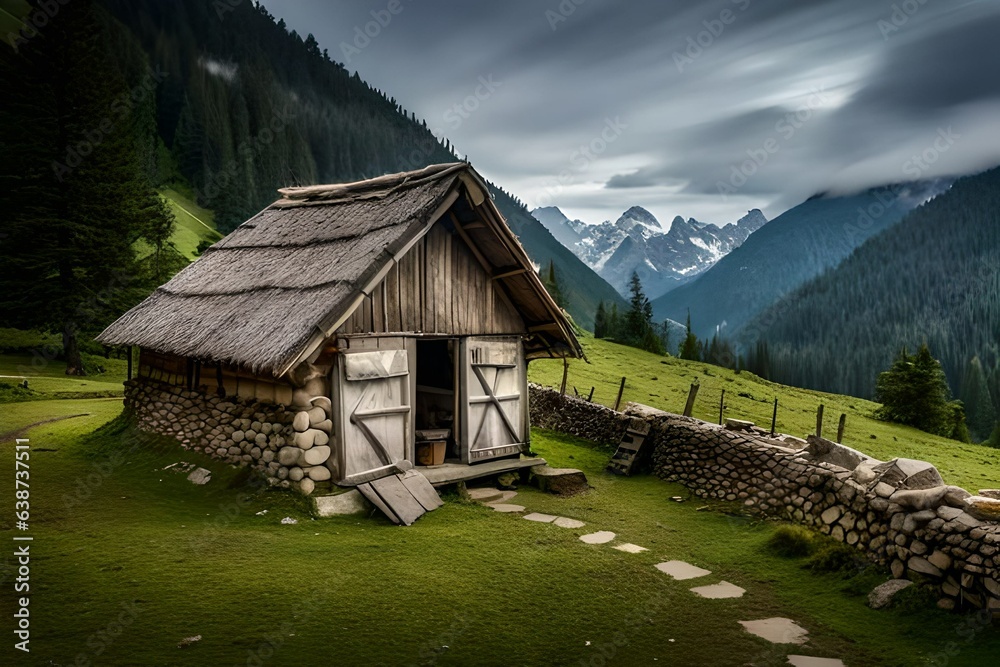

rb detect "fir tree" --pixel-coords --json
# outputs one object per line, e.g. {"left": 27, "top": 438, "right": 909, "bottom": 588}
{"left": 679, "top": 311, "right": 700, "bottom": 361}
{"left": 0, "top": 0, "right": 172, "bottom": 374}
{"left": 594, "top": 301, "right": 608, "bottom": 338}
{"left": 875, "top": 344, "right": 966, "bottom": 439}
{"left": 541, "top": 260, "right": 565, "bottom": 308}
{"left": 960, "top": 356, "right": 997, "bottom": 442}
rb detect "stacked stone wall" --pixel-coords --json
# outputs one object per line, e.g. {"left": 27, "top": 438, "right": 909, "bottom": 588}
{"left": 529, "top": 385, "right": 1000, "bottom": 616}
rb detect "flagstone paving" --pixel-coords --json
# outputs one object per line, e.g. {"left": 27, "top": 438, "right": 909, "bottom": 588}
{"left": 787, "top": 656, "right": 846, "bottom": 667}
{"left": 578, "top": 530, "right": 616, "bottom": 544}
{"left": 475, "top": 483, "right": 842, "bottom": 664}
{"left": 553, "top": 517, "right": 586, "bottom": 529}
{"left": 690, "top": 581, "right": 746, "bottom": 599}
{"left": 739, "top": 618, "right": 809, "bottom": 645}
{"left": 489, "top": 503, "right": 525, "bottom": 513}
{"left": 655, "top": 560, "right": 712, "bottom": 580}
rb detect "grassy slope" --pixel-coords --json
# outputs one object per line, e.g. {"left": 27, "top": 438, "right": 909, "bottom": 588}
{"left": 134, "top": 188, "right": 222, "bottom": 262}
{"left": 0, "top": 353, "right": 126, "bottom": 402}
{"left": 0, "top": 405, "right": 996, "bottom": 665}
{"left": 159, "top": 187, "right": 222, "bottom": 260}
{"left": 527, "top": 334, "right": 1000, "bottom": 492}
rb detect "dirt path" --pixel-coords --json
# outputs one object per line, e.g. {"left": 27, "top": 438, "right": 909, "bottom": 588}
{"left": 1, "top": 413, "right": 92, "bottom": 442}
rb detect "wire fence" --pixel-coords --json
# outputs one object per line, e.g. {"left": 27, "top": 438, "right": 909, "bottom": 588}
{"left": 554, "top": 368, "right": 850, "bottom": 445}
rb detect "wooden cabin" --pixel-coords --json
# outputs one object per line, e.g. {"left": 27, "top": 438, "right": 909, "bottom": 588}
{"left": 98, "top": 163, "right": 582, "bottom": 495}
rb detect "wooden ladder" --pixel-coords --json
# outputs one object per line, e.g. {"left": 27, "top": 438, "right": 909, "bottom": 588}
{"left": 606, "top": 419, "right": 651, "bottom": 476}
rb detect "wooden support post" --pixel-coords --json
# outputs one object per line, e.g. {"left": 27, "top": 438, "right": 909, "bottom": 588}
{"left": 770, "top": 398, "right": 778, "bottom": 437}
{"left": 683, "top": 383, "right": 699, "bottom": 418}
{"left": 613, "top": 376, "right": 626, "bottom": 412}
{"left": 559, "top": 356, "right": 568, "bottom": 395}
{"left": 837, "top": 413, "right": 847, "bottom": 444}
{"left": 587, "top": 387, "right": 594, "bottom": 402}
{"left": 126, "top": 345, "right": 133, "bottom": 381}
{"left": 816, "top": 404, "right": 825, "bottom": 438}
{"left": 719, "top": 389, "right": 725, "bottom": 425}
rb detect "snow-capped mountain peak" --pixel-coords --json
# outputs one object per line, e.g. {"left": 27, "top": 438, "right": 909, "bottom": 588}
{"left": 530, "top": 204, "right": 768, "bottom": 300}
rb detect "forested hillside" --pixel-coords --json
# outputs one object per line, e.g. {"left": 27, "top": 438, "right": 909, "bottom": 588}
{"left": 0, "top": 0, "right": 622, "bottom": 368}
{"left": 650, "top": 182, "right": 948, "bottom": 339}
{"left": 104, "top": 0, "right": 625, "bottom": 327}
{"left": 742, "top": 167, "right": 1000, "bottom": 440}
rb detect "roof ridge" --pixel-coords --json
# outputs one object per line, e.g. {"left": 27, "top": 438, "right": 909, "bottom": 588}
{"left": 273, "top": 162, "right": 468, "bottom": 207}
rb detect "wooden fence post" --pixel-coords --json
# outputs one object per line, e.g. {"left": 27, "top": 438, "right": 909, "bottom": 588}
{"left": 613, "top": 376, "right": 626, "bottom": 412}
{"left": 683, "top": 383, "right": 699, "bottom": 418}
{"left": 837, "top": 413, "right": 847, "bottom": 443}
{"left": 816, "top": 404, "right": 825, "bottom": 438}
{"left": 770, "top": 398, "right": 778, "bottom": 437}
{"left": 719, "top": 389, "right": 725, "bottom": 425}
{"left": 559, "top": 356, "right": 568, "bottom": 395}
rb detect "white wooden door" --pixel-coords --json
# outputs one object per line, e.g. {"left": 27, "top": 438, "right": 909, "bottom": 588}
{"left": 460, "top": 336, "right": 527, "bottom": 463}
{"left": 336, "top": 345, "right": 412, "bottom": 485}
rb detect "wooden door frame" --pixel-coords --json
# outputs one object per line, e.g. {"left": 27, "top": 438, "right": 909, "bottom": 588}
{"left": 459, "top": 335, "right": 528, "bottom": 464}
{"left": 330, "top": 336, "right": 416, "bottom": 486}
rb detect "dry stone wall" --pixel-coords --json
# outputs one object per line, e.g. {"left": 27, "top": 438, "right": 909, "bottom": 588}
{"left": 529, "top": 384, "right": 1000, "bottom": 617}
{"left": 124, "top": 375, "right": 333, "bottom": 495}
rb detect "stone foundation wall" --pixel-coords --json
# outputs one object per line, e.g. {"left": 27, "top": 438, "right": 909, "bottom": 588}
{"left": 529, "top": 384, "right": 1000, "bottom": 616}
{"left": 124, "top": 376, "right": 334, "bottom": 495}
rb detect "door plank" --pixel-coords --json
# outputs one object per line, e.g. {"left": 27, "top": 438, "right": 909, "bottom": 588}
{"left": 369, "top": 475, "right": 426, "bottom": 526}
{"left": 357, "top": 482, "right": 401, "bottom": 524}
{"left": 400, "top": 470, "right": 444, "bottom": 511}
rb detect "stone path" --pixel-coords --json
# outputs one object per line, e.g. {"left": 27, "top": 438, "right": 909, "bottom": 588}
{"left": 738, "top": 618, "right": 809, "bottom": 645}
{"left": 787, "top": 657, "right": 846, "bottom": 667}
{"left": 578, "top": 530, "right": 616, "bottom": 544}
{"left": 655, "top": 560, "right": 712, "bottom": 580}
{"left": 690, "top": 581, "right": 745, "bottom": 599}
{"left": 467, "top": 485, "right": 843, "bottom": 664}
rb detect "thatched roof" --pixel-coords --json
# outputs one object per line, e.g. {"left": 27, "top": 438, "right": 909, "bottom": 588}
{"left": 98, "top": 163, "right": 582, "bottom": 376}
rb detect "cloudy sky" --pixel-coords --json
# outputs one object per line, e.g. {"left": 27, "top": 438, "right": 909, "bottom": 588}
{"left": 261, "top": 0, "right": 1000, "bottom": 226}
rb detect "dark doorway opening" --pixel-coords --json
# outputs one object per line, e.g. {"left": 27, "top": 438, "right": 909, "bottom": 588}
{"left": 415, "top": 339, "right": 457, "bottom": 461}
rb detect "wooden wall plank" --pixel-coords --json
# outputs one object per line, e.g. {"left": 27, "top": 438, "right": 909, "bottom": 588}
{"left": 334, "top": 221, "right": 526, "bottom": 337}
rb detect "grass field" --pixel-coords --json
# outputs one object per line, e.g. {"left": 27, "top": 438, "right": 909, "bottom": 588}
{"left": 0, "top": 353, "right": 126, "bottom": 402}
{"left": 160, "top": 188, "right": 223, "bottom": 260}
{"left": 527, "top": 334, "right": 1000, "bottom": 492}
{"left": 1, "top": 402, "right": 998, "bottom": 666}
{"left": 0, "top": 333, "right": 998, "bottom": 664}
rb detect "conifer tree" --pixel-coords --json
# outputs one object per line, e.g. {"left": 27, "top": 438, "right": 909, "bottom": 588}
{"left": 679, "top": 311, "right": 700, "bottom": 361}
{"left": 594, "top": 301, "right": 608, "bottom": 338}
{"left": 961, "top": 356, "right": 997, "bottom": 442}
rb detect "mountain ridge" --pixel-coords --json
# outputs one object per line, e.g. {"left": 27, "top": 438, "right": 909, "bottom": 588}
{"left": 651, "top": 179, "right": 953, "bottom": 339}
{"left": 532, "top": 204, "right": 767, "bottom": 299}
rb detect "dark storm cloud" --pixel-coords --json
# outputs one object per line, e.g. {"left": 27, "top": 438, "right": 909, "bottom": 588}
{"left": 261, "top": 0, "right": 1000, "bottom": 223}
{"left": 845, "top": 11, "right": 1000, "bottom": 116}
